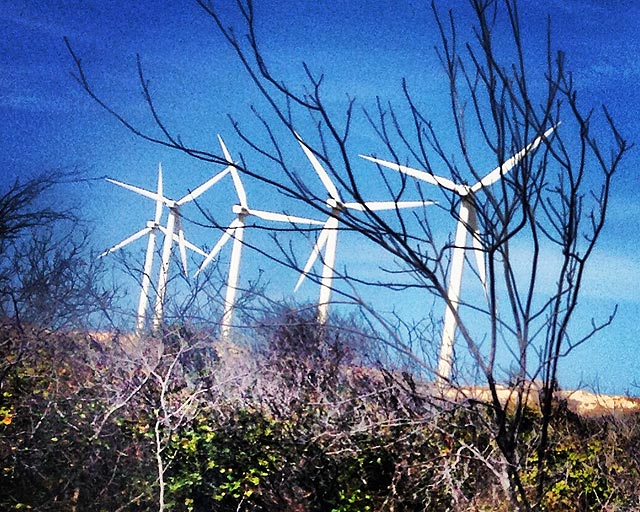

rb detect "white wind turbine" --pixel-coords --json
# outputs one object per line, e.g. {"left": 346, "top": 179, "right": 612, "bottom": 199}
{"left": 360, "top": 125, "right": 557, "bottom": 382}
{"left": 106, "top": 160, "right": 231, "bottom": 331}
{"left": 295, "top": 134, "right": 435, "bottom": 324}
{"left": 100, "top": 163, "right": 164, "bottom": 332}
{"left": 196, "top": 136, "right": 324, "bottom": 340}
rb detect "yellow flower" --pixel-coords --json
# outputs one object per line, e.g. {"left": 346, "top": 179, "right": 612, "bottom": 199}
{"left": 1, "top": 415, "right": 12, "bottom": 426}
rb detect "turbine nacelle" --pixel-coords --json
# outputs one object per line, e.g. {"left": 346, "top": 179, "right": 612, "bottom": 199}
{"left": 231, "top": 204, "right": 250, "bottom": 217}
{"left": 457, "top": 184, "right": 473, "bottom": 197}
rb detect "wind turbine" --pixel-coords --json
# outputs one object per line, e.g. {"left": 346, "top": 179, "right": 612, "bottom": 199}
{"left": 196, "top": 136, "right": 324, "bottom": 340}
{"left": 106, "top": 160, "right": 231, "bottom": 331}
{"left": 100, "top": 163, "right": 164, "bottom": 332}
{"left": 360, "top": 125, "right": 557, "bottom": 382}
{"left": 295, "top": 134, "right": 435, "bottom": 324}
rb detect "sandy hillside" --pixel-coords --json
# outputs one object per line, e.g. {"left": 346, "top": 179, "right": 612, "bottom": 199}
{"left": 446, "top": 385, "right": 640, "bottom": 417}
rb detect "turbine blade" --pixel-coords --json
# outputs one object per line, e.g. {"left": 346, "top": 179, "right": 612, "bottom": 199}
{"left": 471, "top": 124, "right": 559, "bottom": 193}
{"left": 177, "top": 166, "right": 231, "bottom": 205}
{"left": 247, "top": 208, "right": 324, "bottom": 225}
{"left": 106, "top": 178, "right": 169, "bottom": 204}
{"left": 100, "top": 227, "right": 151, "bottom": 257}
{"left": 360, "top": 154, "right": 463, "bottom": 194}
{"left": 467, "top": 206, "right": 487, "bottom": 296}
{"left": 196, "top": 219, "right": 243, "bottom": 275}
{"left": 217, "top": 135, "right": 248, "bottom": 208}
{"left": 344, "top": 200, "right": 436, "bottom": 211}
{"left": 179, "top": 237, "right": 207, "bottom": 257}
{"left": 296, "top": 133, "right": 342, "bottom": 202}
{"left": 231, "top": 169, "right": 248, "bottom": 209}
{"left": 154, "top": 163, "right": 164, "bottom": 223}
{"left": 217, "top": 134, "right": 234, "bottom": 163}
{"left": 176, "top": 215, "right": 189, "bottom": 275}
{"left": 157, "top": 225, "right": 208, "bottom": 257}
{"left": 294, "top": 221, "right": 331, "bottom": 292}
{"left": 394, "top": 200, "right": 436, "bottom": 208}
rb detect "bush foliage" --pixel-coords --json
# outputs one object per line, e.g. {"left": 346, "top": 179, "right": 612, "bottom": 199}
{"left": 1, "top": 319, "right": 639, "bottom": 511}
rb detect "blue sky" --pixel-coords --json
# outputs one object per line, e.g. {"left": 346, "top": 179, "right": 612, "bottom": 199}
{"left": 2, "top": 1, "right": 639, "bottom": 394}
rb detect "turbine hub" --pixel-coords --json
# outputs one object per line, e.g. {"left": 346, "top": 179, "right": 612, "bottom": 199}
{"left": 458, "top": 185, "right": 472, "bottom": 197}
{"left": 326, "top": 197, "right": 345, "bottom": 212}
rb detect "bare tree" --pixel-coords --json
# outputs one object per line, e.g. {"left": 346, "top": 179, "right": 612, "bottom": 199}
{"left": 0, "top": 172, "right": 72, "bottom": 246}
{"left": 0, "top": 171, "right": 119, "bottom": 330}
{"left": 65, "top": 0, "right": 630, "bottom": 509}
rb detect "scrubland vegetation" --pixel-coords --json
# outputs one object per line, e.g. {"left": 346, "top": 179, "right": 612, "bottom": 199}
{"left": 2, "top": 315, "right": 640, "bottom": 511}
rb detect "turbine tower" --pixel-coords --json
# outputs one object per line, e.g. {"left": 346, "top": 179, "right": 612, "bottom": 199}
{"left": 196, "top": 136, "right": 324, "bottom": 340}
{"left": 296, "top": 133, "right": 435, "bottom": 324}
{"left": 106, "top": 161, "right": 231, "bottom": 331}
{"left": 360, "top": 125, "right": 557, "bottom": 382}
